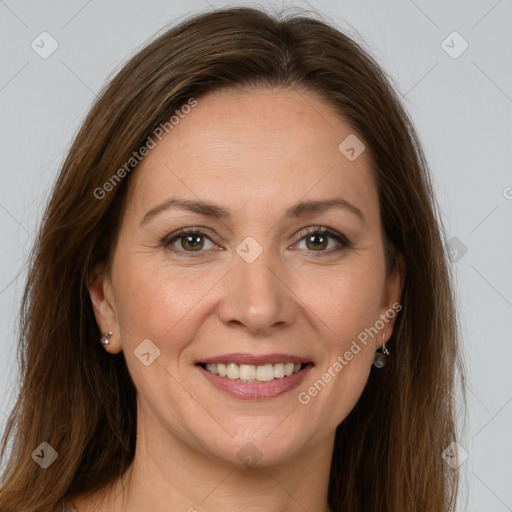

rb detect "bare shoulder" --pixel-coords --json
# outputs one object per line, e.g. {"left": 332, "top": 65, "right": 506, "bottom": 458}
{"left": 64, "top": 492, "right": 104, "bottom": 512}
{"left": 64, "top": 470, "right": 129, "bottom": 511}
{"left": 65, "top": 494, "right": 105, "bottom": 512}
{"left": 61, "top": 500, "right": 79, "bottom": 512}
{"left": 66, "top": 483, "right": 122, "bottom": 512}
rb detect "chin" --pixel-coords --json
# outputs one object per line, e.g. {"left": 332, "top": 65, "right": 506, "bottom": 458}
{"left": 195, "top": 425, "right": 310, "bottom": 469}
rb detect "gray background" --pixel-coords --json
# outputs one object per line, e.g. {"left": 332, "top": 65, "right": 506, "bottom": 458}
{"left": 1, "top": 0, "right": 511, "bottom": 510}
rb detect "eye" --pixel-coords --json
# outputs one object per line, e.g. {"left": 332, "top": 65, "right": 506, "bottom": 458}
{"left": 163, "top": 228, "right": 219, "bottom": 256}
{"left": 293, "top": 226, "right": 350, "bottom": 254}
{"left": 162, "top": 226, "right": 351, "bottom": 258}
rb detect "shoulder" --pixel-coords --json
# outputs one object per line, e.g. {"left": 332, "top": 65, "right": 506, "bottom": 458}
{"left": 62, "top": 501, "right": 78, "bottom": 512}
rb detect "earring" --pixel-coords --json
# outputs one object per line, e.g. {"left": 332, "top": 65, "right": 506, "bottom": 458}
{"left": 373, "top": 330, "right": 390, "bottom": 368}
{"left": 100, "top": 331, "right": 112, "bottom": 347}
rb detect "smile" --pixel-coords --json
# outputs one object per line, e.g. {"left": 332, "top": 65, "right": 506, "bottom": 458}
{"left": 204, "top": 362, "right": 302, "bottom": 381}
{"left": 196, "top": 354, "right": 314, "bottom": 400}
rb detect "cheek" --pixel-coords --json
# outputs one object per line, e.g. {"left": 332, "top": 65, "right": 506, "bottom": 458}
{"left": 111, "top": 250, "right": 224, "bottom": 368}
{"left": 112, "top": 250, "right": 187, "bottom": 332}
{"left": 296, "top": 263, "right": 381, "bottom": 421}
{"left": 306, "top": 261, "right": 384, "bottom": 348}
{"left": 110, "top": 255, "right": 205, "bottom": 422}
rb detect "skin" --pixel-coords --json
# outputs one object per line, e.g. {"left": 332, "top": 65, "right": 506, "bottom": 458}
{"left": 82, "top": 87, "right": 405, "bottom": 512}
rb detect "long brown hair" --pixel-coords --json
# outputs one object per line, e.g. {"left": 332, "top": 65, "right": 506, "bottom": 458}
{"left": 0, "top": 6, "right": 465, "bottom": 511}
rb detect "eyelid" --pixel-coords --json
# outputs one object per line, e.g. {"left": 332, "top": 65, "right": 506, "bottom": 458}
{"left": 162, "top": 225, "right": 351, "bottom": 256}
{"left": 292, "top": 225, "right": 351, "bottom": 252}
{"left": 295, "top": 225, "right": 350, "bottom": 244}
{"left": 162, "top": 226, "right": 221, "bottom": 256}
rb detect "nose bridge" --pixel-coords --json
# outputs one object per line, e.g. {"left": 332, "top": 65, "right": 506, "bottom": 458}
{"left": 219, "top": 237, "right": 296, "bottom": 334}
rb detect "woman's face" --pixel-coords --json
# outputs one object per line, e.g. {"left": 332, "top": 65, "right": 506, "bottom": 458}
{"left": 89, "top": 87, "right": 404, "bottom": 467}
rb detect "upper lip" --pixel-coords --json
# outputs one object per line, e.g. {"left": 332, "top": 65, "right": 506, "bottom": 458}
{"left": 198, "top": 353, "right": 313, "bottom": 366}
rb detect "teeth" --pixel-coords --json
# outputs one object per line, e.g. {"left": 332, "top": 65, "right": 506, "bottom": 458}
{"left": 226, "top": 363, "right": 239, "bottom": 380}
{"left": 206, "top": 363, "right": 219, "bottom": 374}
{"left": 204, "top": 362, "right": 303, "bottom": 381}
{"left": 239, "top": 364, "right": 255, "bottom": 381}
{"left": 256, "top": 364, "right": 275, "bottom": 381}
{"left": 274, "top": 363, "right": 285, "bottom": 378}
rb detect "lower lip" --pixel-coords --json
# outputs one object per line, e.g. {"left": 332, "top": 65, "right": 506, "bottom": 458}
{"left": 196, "top": 364, "right": 313, "bottom": 400}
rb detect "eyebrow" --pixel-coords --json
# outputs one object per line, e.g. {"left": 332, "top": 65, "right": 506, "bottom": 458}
{"left": 139, "top": 196, "right": 365, "bottom": 226}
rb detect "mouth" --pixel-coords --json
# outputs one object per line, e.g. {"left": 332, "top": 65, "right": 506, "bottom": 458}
{"left": 199, "top": 361, "right": 310, "bottom": 381}
{"left": 195, "top": 353, "right": 314, "bottom": 400}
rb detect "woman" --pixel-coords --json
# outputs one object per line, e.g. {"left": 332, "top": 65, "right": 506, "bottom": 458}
{"left": 0, "top": 6, "right": 465, "bottom": 512}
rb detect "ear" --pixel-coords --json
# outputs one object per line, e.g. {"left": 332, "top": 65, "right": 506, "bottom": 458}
{"left": 87, "top": 262, "right": 123, "bottom": 354}
{"left": 377, "top": 251, "right": 406, "bottom": 348}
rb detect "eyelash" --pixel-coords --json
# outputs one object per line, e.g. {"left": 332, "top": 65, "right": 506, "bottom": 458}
{"left": 161, "top": 226, "right": 351, "bottom": 258}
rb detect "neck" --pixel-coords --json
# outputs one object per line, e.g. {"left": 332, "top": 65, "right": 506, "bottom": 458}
{"left": 97, "top": 405, "right": 334, "bottom": 512}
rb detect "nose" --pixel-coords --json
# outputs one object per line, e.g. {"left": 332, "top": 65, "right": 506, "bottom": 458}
{"left": 218, "top": 245, "right": 298, "bottom": 336}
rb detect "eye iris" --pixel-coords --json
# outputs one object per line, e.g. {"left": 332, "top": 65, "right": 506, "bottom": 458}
{"left": 306, "top": 233, "right": 328, "bottom": 251}
{"left": 182, "top": 234, "right": 204, "bottom": 251}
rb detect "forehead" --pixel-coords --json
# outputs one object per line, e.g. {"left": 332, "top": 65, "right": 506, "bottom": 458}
{"left": 125, "top": 88, "right": 379, "bottom": 225}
